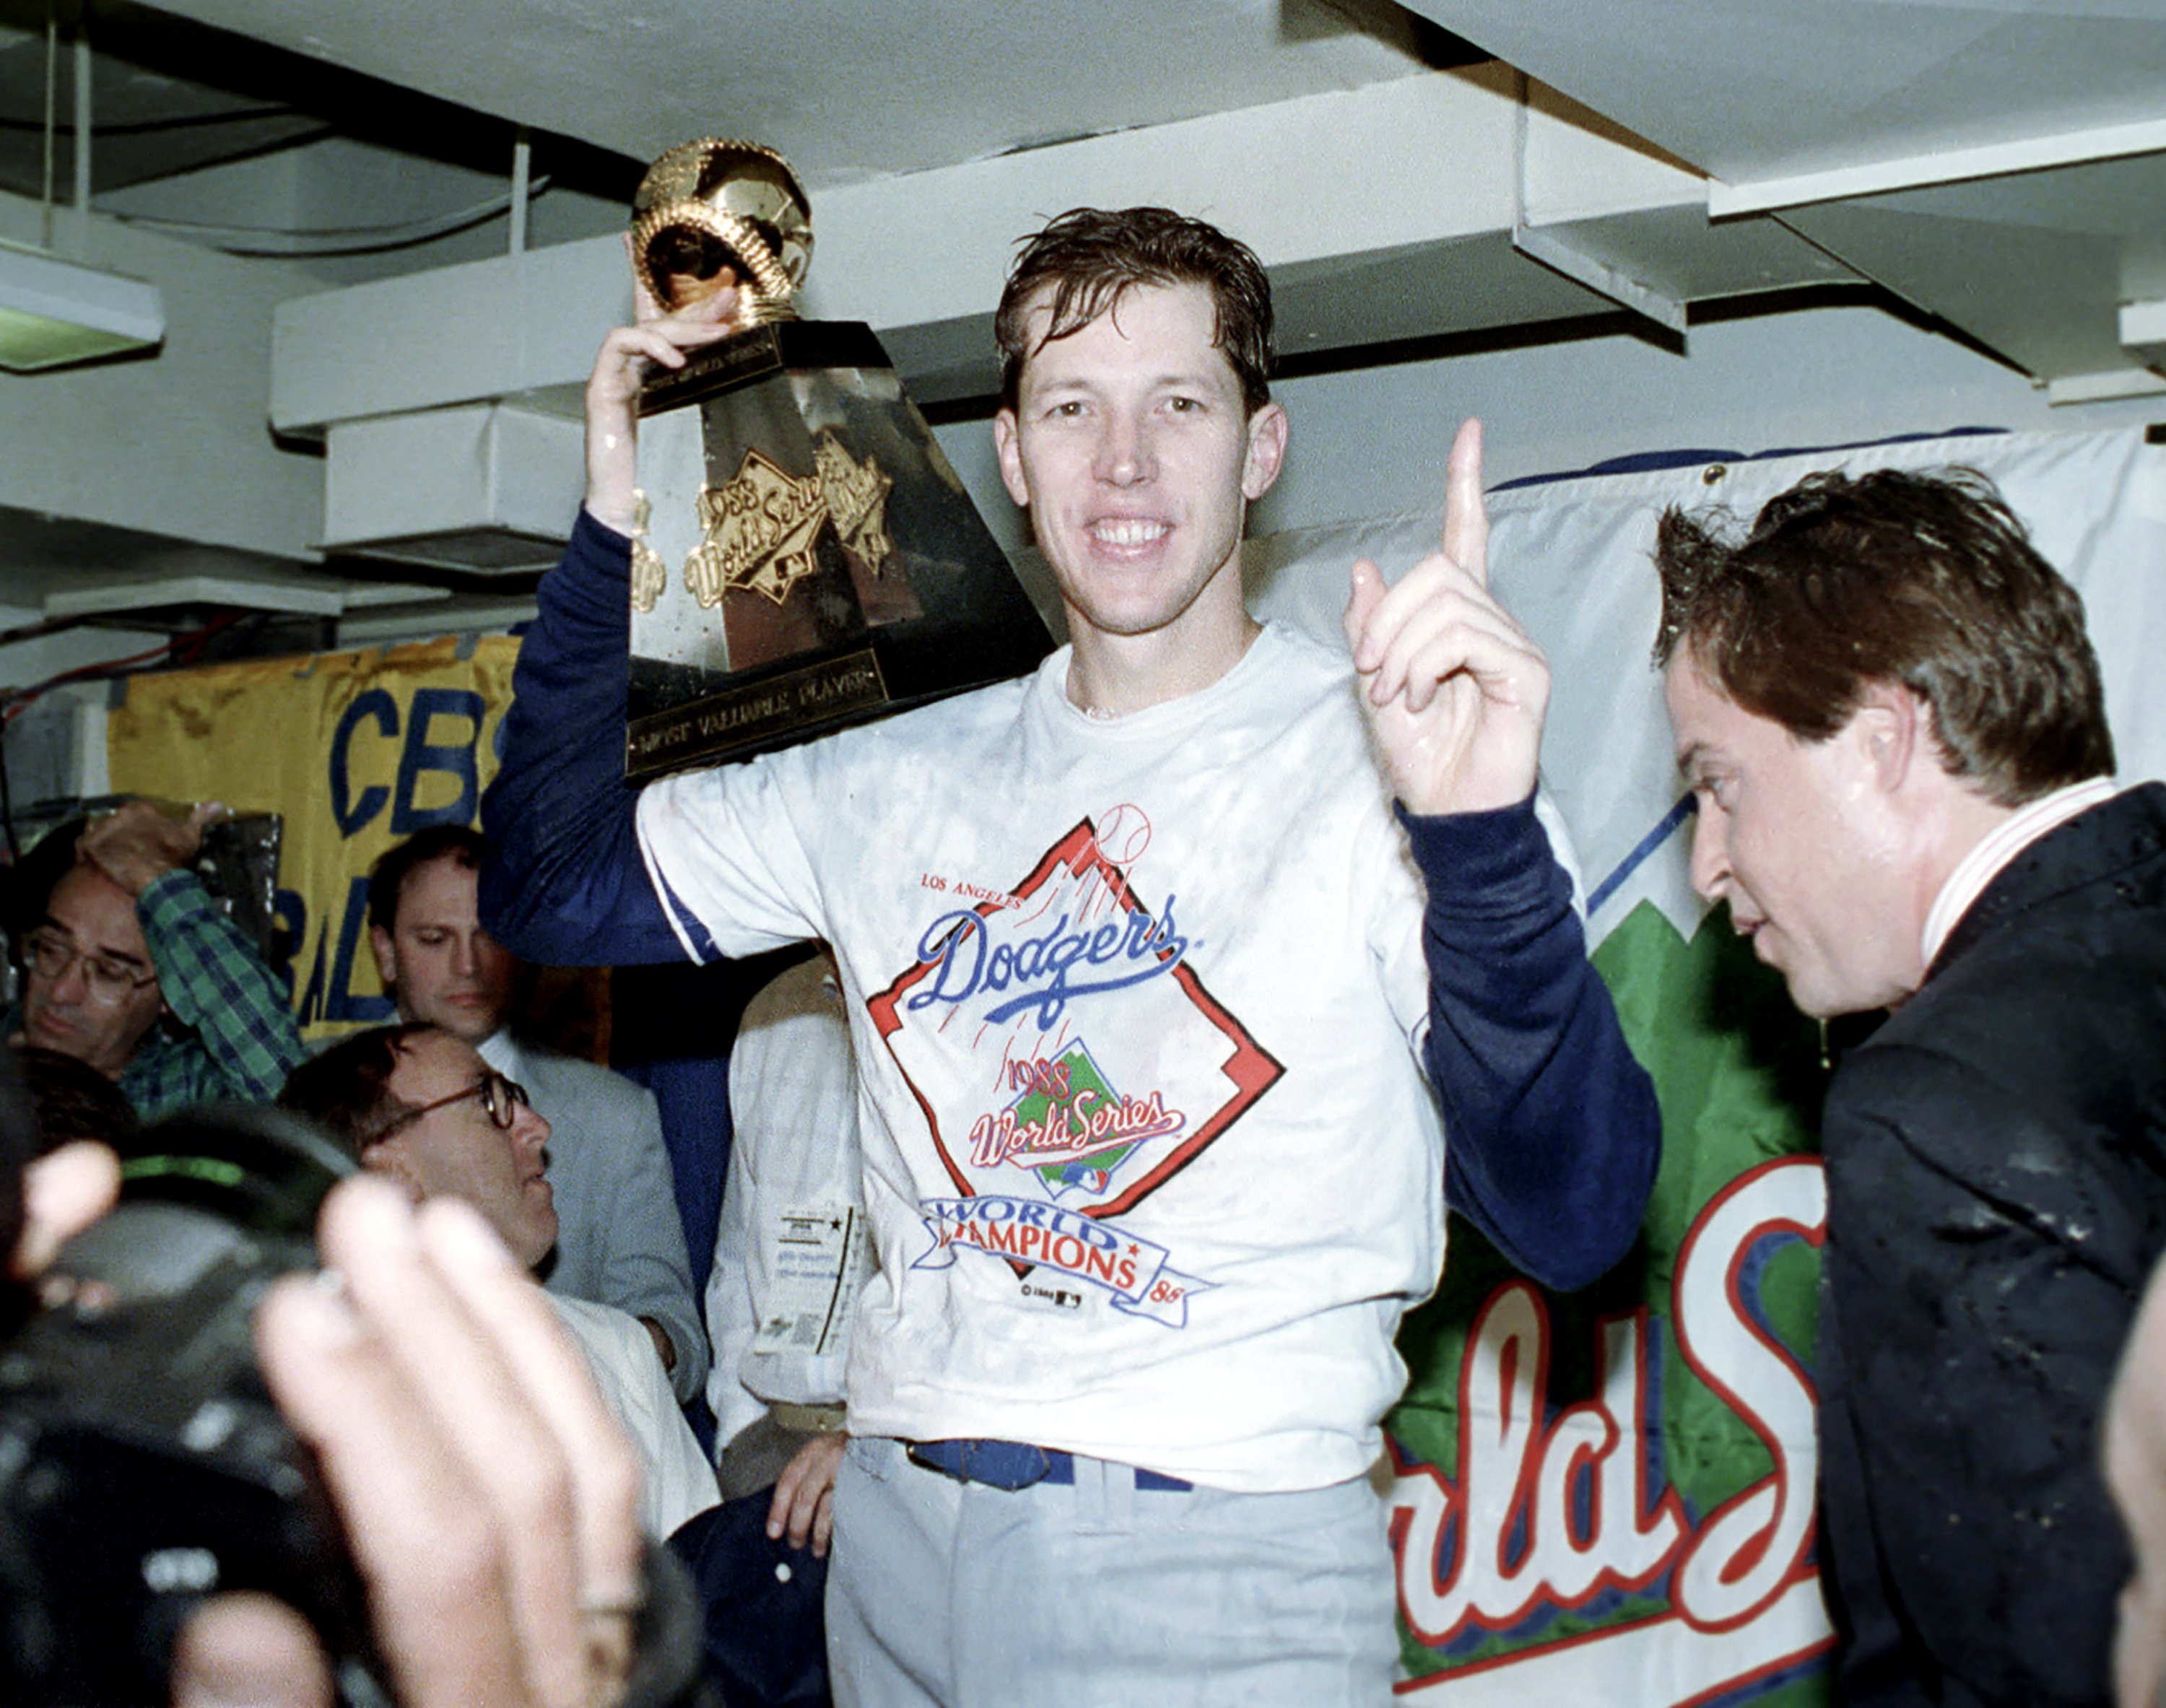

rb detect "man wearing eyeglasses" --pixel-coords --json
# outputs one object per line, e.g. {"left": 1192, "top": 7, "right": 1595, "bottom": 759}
{"left": 366, "top": 827, "right": 707, "bottom": 1406}
{"left": 281, "top": 1021, "right": 718, "bottom": 1540}
{"left": 15, "top": 801, "right": 304, "bottom": 1121}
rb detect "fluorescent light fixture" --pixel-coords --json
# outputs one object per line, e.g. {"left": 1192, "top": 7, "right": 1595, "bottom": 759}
{"left": 0, "top": 243, "right": 164, "bottom": 372}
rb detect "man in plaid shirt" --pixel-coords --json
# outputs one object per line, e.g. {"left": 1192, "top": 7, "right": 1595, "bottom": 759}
{"left": 14, "top": 800, "right": 304, "bottom": 1121}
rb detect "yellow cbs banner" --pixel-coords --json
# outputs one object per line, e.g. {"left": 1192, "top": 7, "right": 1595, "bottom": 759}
{"left": 107, "top": 635, "right": 521, "bottom": 1040}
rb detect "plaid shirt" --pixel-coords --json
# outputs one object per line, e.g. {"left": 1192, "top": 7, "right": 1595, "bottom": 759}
{"left": 115, "top": 868, "right": 307, "bottom": 1123}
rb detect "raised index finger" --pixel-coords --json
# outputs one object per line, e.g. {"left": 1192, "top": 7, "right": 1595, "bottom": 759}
{"left": 1442, "top": 418, "right": 1489, "bottom": 591}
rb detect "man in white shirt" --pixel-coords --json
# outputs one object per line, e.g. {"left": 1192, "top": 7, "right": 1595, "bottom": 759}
{"left": 484, "top": 205, "right": 1660, "bottom": 1704}
{"left": 709, "top": 954, "right": 866, "bottom": 1545}
{"left": 1656, "top": 463, "right": 2166, "bottom": 1706}
{"left": 670, "top": 953, "right": 866, "bottom": 1707}
{"left": 367, "top": 827, "right": 708, "bottom": 1405}
{"left": 280, "top": 1023, "right": 718, "bottom": 1539}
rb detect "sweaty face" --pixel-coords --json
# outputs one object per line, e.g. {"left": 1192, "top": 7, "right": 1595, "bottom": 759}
{"left": 370, "top": 1028, "right": 556, "bottom": 1269}
{"left": 20, "top": 866, "right": 165, "bottom": 1079}
{"left": 993, "top": 282, "right": 1285, "bottom": 653}
{"left": 1665, "top": 652, "right": 1921, "bottom": 1019}
{"left": 370, "top": 855, "right": 516, "bottom": 1042}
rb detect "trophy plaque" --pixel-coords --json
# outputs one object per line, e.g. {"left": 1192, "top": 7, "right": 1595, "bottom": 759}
{"left": 625, "top": 138, "right": 1053, "bottom": 781}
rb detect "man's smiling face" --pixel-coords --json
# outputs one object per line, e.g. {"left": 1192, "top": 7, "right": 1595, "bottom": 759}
{"left": 993, "top": 280, "right": 1284, "bottom": 653}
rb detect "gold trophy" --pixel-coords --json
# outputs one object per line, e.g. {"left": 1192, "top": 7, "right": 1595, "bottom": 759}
{"left": 624, "top": 139, "right": 1052, "bottom": 780}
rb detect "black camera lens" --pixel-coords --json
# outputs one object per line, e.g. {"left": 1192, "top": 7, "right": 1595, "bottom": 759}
{"left": 0, "top": 1104, "right": 374, "bottom": 1707}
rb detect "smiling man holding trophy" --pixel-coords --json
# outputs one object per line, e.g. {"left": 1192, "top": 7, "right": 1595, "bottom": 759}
{"left": 484, "top": 142, "right": 1659, "bottom": 1704}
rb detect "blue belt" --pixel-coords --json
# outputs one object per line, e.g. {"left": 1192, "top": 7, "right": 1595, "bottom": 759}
{"left": 904, "top": 1438, "right": 1192, "bottom": 1493}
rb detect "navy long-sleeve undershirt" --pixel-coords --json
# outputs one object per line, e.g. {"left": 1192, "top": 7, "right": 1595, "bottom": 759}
{"left": 481, "top": 508, "right": 1660, "bottom": 1294}
{"left": 1404, "top": 801, "right": 1659, "bottom": 1290}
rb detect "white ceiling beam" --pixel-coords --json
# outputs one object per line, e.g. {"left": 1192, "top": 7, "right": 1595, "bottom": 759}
{"left": 1708, "top": 116, "right": 2166, "bottom": 217}
{"left": 43, "top": 571, "right": 445, "bottom": 619}
{"left": 1510, "top": 224, "right": 1687, "bottom": 334}
{"left": 2044, "top": 367, "right": 2166, "bottom": 407}
{"left": 277, "top": 65, "right": 1632, "bottom": 434}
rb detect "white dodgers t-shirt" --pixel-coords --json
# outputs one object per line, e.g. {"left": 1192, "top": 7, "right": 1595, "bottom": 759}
{"left": 638, "top": 624, "right": 1447, "bottom": 1492}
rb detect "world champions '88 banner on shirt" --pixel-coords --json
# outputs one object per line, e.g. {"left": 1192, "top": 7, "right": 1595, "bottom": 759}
{"left": 1248, "top": 426, "right": 2165, "bottom": 1704}
{"left": 106, "top": 635, "right": 518, "bottom": 1040}
{"left": 105, "top": 428, "right": 2165, "bottom": 1702}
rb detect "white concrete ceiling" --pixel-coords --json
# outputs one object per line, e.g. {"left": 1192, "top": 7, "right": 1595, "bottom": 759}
{"left": 9, "top": 0, "right": 2166, "bottom": 631}
{"left": 1408, "top": 0, "right": 2166, "bottom": 183}
{"left": 123, "top": 0, "right": 2166, "bottom": 403}
{"left": 1411, "top": 0, "right": 2166, "bottom": 399}
{"left": 126, "top": 0, "right": 1469, "bottom": 189}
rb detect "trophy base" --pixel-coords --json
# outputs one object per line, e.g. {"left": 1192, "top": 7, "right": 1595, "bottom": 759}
{"left": 626, "top": 320, "right": 1050, "bottom": 780}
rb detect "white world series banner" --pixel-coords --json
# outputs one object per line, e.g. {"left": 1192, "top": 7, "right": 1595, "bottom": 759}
{"left": 1246, "top": 425, "right": 2166, "bottom": 1704}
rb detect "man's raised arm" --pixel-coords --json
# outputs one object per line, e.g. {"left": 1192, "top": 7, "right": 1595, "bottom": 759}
{"left": 1344, "top": 421, "right": 1661, "bottom": 1292}
{"left": 479, "top": 280, "right": 736, "bottom": 967}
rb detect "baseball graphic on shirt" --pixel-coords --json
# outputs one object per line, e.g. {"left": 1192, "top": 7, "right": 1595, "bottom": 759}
{"left": 1094, "top": 803, "right": 1152, "bottom": 869}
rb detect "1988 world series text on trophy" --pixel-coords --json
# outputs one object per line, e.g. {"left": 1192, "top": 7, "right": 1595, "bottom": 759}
{"left": 625, "top": 139, "right": 1053, "bottom": 780}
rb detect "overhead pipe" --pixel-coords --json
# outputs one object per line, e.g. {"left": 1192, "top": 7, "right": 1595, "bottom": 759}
{"left": 509, "top": 126, "right": 531, "bottom": 256}
{"left": 72, "top": 12, "right": 90, "bottom": 248}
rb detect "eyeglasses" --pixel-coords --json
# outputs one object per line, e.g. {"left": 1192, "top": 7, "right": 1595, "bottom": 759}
{"left": 371, "top": 1071, "right": 531, "bottom": 1145}
{"left": 22, "top": 927, "right": 159, "bottom": 1007}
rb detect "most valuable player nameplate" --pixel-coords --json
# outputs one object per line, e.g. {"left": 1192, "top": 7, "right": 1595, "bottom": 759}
{"left": 623, "top": 139, "right": 1051, "bottom": 780}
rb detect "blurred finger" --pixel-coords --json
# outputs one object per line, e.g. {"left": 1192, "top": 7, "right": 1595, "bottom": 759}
{"left": 316, "top": 1182, "right": 591, "bottom": 1708}
{"left": 1350, "top": 544, "right": 1499, "bottom": 682}
{"left": 1393, "top": 623, "right": 1547, "bottom": 716}
{"left": 1440, "top": 419, "right": 1489, "bottom": 588}
{"left": 768, "top": 1455, "right": 814, "bottom": 1546}
{"left": 784, "top": 1481, "right": 818, "bottom": 1551}
{"left": 598, "top": 325, "right": 709, "bottom": 380}
{"left": 418, "top": 1198, "right": 643, "bottom": 1617}
{"left": 173, "top": 1592, "right": 331, "bottom": 1708}
{"left": 256, "top": 1268, "right": 530, "bottom": 1708}
{"left": 14, "top": 1141, "right": 119, "bottom": 1278}
{"left": 770, "top": 1434, "right": 845, "bottom": 1556}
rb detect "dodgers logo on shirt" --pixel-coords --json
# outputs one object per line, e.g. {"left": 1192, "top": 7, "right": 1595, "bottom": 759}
{"left": 869, "top": 808, "right": 1282, "bottom": 1325}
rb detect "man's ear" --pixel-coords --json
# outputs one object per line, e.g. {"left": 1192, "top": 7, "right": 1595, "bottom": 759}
{"left": 1851, "top": 681, "right": 1930, "bottom": 795}
{"left": 1242, "top": 401, "right": 1289, "bottom": 502}
{"left": 367, "top": 924, "right": 397, "bottom": 997}
{"left": 993, "top": 409, "right": 1031, "bottom": 510}
{"left": 360, "top": 1141, "right": 423, "bottom": 1202}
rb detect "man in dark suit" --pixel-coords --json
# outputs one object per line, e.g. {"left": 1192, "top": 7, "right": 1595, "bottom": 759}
{"left": 1656, "top": 466, "right": 2166, "bottom": 1707}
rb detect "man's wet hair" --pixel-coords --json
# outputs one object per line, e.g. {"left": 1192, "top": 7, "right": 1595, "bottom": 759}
{"left": 1653, "top": 465, "right": 2113, "bottom": 806}
{"left": 366, "top": 827, "right": 487, "bottom": 934}
{"left": 995, "top": 206, "right": 1274, "bottom": 416}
